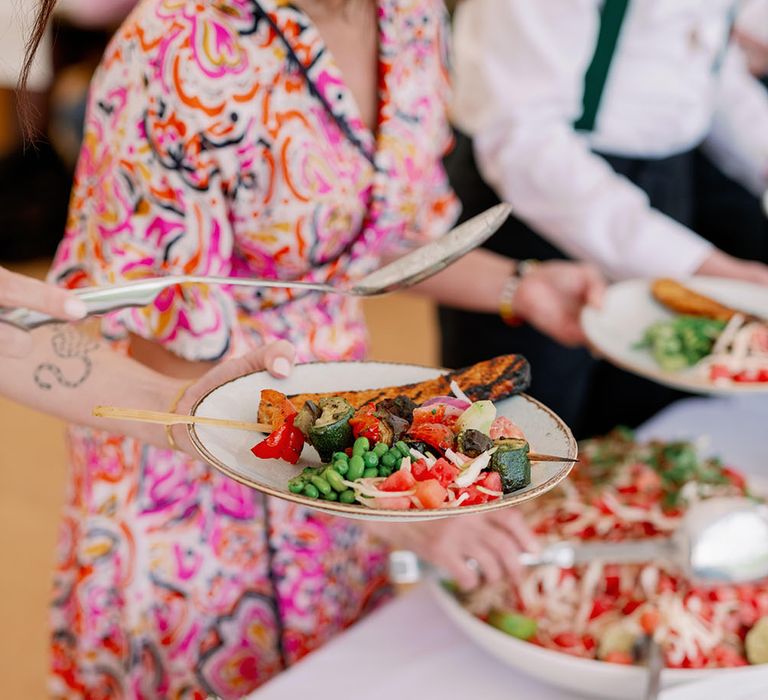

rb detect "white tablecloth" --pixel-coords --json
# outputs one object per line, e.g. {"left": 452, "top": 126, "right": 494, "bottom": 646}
{"left": 251, "top": 395, "right": 768, "bottom": 699}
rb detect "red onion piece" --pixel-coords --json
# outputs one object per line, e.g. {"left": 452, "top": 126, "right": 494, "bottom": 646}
{"left": 421, "top": 396, "right": 471, "bottom": 410}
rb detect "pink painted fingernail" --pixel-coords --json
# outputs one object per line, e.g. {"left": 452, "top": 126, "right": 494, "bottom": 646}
{"left": 272, "top": 357, "right": 292, "bottom": 378}
{"left": 64, "top": 298, "right": 88, "bottom": 319}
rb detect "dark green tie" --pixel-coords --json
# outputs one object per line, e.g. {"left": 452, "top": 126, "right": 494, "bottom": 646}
{"left": 574, "top": 0, "right": 631, "bottom": 133}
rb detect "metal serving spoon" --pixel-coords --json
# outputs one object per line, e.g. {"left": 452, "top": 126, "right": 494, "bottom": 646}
{"left": 0, "top": 203, "right": 512, "bottom": 331}
{"left": 390, "top": 498, "right": 768, "bottom": 587}
{"left": 518, "top": 497, "right": 768, "bottom": 585}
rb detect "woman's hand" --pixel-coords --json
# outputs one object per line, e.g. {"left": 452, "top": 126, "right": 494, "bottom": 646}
{"left": 696, "top": 249, "right": 768, "bottom": 285}
{"left": 365, "top": 509, "right": 539, "bottom": 591}
{"left": 513, "top": 261, "right": 605, "bottom": 347}
{"left": 0, "top": 267, "right": 87, "bottom": 357}
{"left": 170, "top": 340, "right": 296, "bottom": 455}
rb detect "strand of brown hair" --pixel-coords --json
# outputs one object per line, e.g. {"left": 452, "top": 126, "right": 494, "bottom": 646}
{"left": 18, "top": 0, "right": 58, "bottom": 141}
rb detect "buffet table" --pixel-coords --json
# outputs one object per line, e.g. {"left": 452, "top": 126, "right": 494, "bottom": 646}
{"left": 252, "top": 395, "right": 768, "bottom": 699}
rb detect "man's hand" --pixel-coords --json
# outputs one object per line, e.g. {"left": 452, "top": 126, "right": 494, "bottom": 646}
{"left": 696, "top": 250, "right": 768, "bottom": 285}
{"left": 513, "top": 261, "right": 605, "bottom": 347}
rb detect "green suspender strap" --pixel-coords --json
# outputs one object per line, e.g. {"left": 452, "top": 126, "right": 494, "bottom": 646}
{"left": 574, "top": 0, "right": 631, "bottom": 133}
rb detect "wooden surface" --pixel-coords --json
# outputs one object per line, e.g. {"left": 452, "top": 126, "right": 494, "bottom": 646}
{"left": 0, "top": 259, "right": 438, "bottom": 697}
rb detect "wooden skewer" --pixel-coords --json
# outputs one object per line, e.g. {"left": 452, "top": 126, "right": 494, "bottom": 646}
{"left": 93, "top": 406, "right": 272, "bottom": 433}
{"left": 93, "top": 406, "right": 579, "bottom": 463}
{"left": 529, "top": 454, "right": 579, "bottom": 463}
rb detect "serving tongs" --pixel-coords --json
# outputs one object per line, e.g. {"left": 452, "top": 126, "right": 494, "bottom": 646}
{"left": 0, "top": 204, "right": 512, "bottom": 331}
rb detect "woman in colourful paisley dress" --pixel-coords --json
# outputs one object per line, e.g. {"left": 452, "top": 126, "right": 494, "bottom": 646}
{"left": 23, "top": 0, "right": 603, "bottom": 696}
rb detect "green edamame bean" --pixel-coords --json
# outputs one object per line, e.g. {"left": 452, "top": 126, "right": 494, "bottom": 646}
{"left": 288, "top": 478, "right": 305, "bottom": 494}
{"left": 378, "top": 466, "right": 393, "bottom": 478}
{"left": 363, "top": 467, "right": 378, "bottom": 478}
{"left": 348, "top": 455, "right": 365, "bottom": 481}
{"left": 309, "top": 475, "right": 332, "bottom": 496}
{"left": 373, "top": 443, "right": 389, "bottom": 457}
{"left": 332, "top": 460, "right": 349, "bottom": 476}
{"left": 363, "top": 452, "right": 379, "bottom": 469}
{"left": 302, "top": 466, "right": 318, "bottom": 477}
{"left": 381, "top": 453, "right": 397, "bottom": 469}
{"left": 339, "top": 490, "right": 357, "bottom": 504}
{"left": 302, "top": 483, "right": 320, "bottom": 499}
{"left": 353, "top": 436, "right": 370, "bottom": 455}
{"left": 395, "top": 441, "right": 411, "bottom": 458}
{"left": 323, "top": 468, "right": 347, "bottom": 493}
{"left": 323, "top": 490, "right": 338, "bottom": 501}
{"left": 332, "top": 451, "right": 349, "bottom": 463}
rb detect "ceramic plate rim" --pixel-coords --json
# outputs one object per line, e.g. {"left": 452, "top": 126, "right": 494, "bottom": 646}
{"left": 187, "top": 360, "right": 577, "bottom": 520}
{"left": 581, "top": 277, "right": 768, "bottom": 396}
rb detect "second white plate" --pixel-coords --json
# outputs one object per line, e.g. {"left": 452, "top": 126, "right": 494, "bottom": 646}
{"left": 581, "top": 277, "right": 768, "bottom": 395}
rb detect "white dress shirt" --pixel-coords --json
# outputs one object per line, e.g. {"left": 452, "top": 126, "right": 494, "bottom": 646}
{"left": 452, "top": 0, "right": 768, "bottom": 280}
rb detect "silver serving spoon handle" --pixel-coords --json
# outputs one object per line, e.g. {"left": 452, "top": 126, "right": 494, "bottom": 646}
{"left": 517, "top": 538, "right": 677, "bottom": 569}
{"left": 390, "top": 498, "right": 768, "bottom": 587}
{"left": 0, "top": 203, "right": 511, "bottom": 331}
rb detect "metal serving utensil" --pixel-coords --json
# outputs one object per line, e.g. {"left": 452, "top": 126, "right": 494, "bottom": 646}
{"left": 517, "top": 497, "right": 768, "bottom": 585}
{"left": 390, "top": 498, "right": 768, "bottom": 587}
{"left": 633, "top": 634, "right": 664, "bottom": 700}
{"left": 0, "top": 203, "right": 512, "bottom": 331}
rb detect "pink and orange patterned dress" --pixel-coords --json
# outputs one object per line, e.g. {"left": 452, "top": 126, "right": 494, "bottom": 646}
{"left": 47, "top": 0, "right": 457, "bottom": 697}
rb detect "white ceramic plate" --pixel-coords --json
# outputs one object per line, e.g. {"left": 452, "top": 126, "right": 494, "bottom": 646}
{"left": 581, "top": 277, "right": 768, "bottom": 395}
{"left": 188, "top": 361, "right": 576, "bottom": 522}
{"left": 432, "top": 582, "right": 768, "bottom": 700}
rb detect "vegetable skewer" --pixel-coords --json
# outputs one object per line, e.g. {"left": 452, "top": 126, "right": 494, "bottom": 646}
{"left": 92, "top": 406, "right": 577, "bottom": 463}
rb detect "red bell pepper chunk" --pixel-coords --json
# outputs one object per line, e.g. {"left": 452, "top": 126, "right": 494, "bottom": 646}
{"left": 251, "top": 414, "right": 305, "bottom": 464}
{"left": 407, "top": 423, "right": 455, "bottom": 452}
{"left": 349, "top": 403, "right": 382, "bottom": 443}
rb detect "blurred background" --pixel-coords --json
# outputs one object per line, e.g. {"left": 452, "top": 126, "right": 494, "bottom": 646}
{"left": 0, "top": 2, "right": 438, "bottom": 695}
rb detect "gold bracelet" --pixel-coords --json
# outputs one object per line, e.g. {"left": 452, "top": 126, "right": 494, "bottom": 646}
{"left": 498, "top": 273, "right": 522, "bottom": 325}
{"left": 165, "top": 381, "right": 193, "bottom": 451}
{"left": 499, "top": 259, "right": 540, "bottom": 326}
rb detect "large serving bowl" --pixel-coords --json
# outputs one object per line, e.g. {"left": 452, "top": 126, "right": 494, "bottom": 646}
{"left": 432, "top": 582, "right": 768, "bottom": 699}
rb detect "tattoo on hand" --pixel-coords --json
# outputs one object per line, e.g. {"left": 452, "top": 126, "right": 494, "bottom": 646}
{"left": 34, "top": 325, "right": 101, "bottom": 390}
